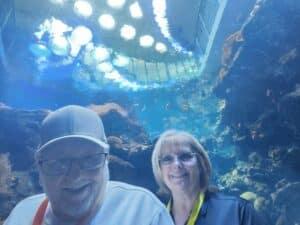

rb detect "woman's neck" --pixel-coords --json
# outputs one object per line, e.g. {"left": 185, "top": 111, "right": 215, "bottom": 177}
{"left": 171, "top": 188, "right": 202, "bottom": 225}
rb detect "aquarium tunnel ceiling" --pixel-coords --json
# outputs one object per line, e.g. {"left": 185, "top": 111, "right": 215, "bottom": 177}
{"left": 1, "top": 0, "right": 228, "bottom": 90}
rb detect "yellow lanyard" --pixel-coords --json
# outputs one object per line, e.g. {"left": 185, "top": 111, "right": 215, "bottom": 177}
{"left": 167, "top": 192, "right": 205, "bottom": 225}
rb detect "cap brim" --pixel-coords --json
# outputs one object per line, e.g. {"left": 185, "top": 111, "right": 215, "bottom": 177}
{"left": 36, "top": 135, "right": 109, "bottom": 154}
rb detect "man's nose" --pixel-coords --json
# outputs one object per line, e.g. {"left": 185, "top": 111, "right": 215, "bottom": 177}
{"left": 66, "top": 160, "right": 81, "bottom": 177}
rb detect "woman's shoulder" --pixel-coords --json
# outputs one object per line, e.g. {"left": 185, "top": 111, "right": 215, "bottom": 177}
{"left": 201, "top": 190, "right": 263, "bottom": 225}
{"left": 205, "top": 189, "right": 253, "bottom": 207}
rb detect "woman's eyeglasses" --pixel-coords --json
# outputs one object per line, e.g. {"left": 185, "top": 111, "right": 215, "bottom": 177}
{"left": 38, "top": 152, "right": 108, "bottom": 176}
{"left": 159, "top": 152, "right": 197, "bottom": 166}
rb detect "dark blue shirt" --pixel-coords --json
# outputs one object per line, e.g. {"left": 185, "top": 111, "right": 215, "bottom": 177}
{"left": 194, "top": 191, "right": 262, "bottom": 225}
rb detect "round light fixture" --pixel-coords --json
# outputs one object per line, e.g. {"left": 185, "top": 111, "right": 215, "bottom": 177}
{"left": 74, "top": 1, "right": 93, "bottom": 18}
{"left": 155, "top": 42, "right": 167, "bottom": 53}
{"left": 47, "top": 18, "right": 71, "bottom": 36}
{"left": 98, "top": 14, "right": 116, "bottom": 30}
{"left": 49, "top": 35, "right": 70, "bottom": 56}
{"left": 105, "top": 70, "right": 122, "bottom": 80}
{"left": 139, "top": 35, "right": 154, "bottom": 48}
{"left": 120, "top": 25, "right": 136, "bottom": 40}
{"left": 113, "top": 54, "right": 130, "bottom": 67}
{"left": 97, "top": 62, "right": 113, "bottom": 73}
{"left": 49, "top": 0, "right": 65, "bottom": 5}
{"left": 70, "top": 26, "right": 93, "bottom": 46}
{"left": 29, "top": 43, "right": 51, "bottom": 58}
{"left": 107, "top": 0, "right": 126, "bottom": 9}
{"left": 129, "top": 2, "right": 143, "bottom": 19}
{"left": 93, "top": 46, "right": 110, "bottom": 62}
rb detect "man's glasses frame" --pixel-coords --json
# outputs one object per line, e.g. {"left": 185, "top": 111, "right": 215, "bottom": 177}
{"left": 38, "top": 152, "right": 108, "bottom": 176}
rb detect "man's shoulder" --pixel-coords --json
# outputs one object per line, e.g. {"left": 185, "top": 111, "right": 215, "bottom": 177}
{"left": 107, "top": 181, "right": 164, "bottom": 205}
{"left": 11, "top": 193, "right": 46, "bottom": 211}
{"left": 20, "top": 193, "right": 46, "bottom": 202}
{"left": 108, "top": 181, "right": 152, "bottom": 192}
{"left": 108, "top": 181, "right": 156, "bottom": 196}
{"left": 93, "top": 182, "right": 173, "bottom": 225}
{"left": 4, "top": 194, "right": 46, "bottom": 225}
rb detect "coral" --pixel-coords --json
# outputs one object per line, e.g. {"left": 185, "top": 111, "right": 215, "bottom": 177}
{"left": 240, "top": 191, "right": 257, "bottom": 201}
{"left": 254, "top": 196, "right": 267, "bottom": 211}
{"left": 0, "top": 103, "right": 11, "bottom": 110}
{"left": 108, "top": 155, "right": 134, "bottom": 168}
{"left": 278, "top": 48, "right": 297, "bottom": 65}
{"left": 272, "top": 182, "right": 300, "bottom": 225}
{"left": 219, "top": 30, "right": 244, "bottom": 81}
{"left": 107, "top": 136, "right": 124, "bottom": 149}
{"left": 0, "top": 153, "right": 11, "bottom": 195}
{"left": 89, "top": 103, "right": 128, "bottom": 118}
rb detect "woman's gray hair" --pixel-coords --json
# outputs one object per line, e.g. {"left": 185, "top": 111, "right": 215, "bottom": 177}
{"left": 151, "top": 130, "right": 212, "bottom": 195}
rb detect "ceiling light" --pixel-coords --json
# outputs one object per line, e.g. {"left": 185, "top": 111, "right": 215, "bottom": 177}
{"left": 93, "top": 46, "right": 110, "bottom": 62}
{"left": 113, "top": 54, "right": 130, "bottom": 67}
{"left": 98, "top": 14, "right": 116, "bottom": 30}
{"left": 155, "top": 42, "right": 167, "bottom": 53}
{"left": 139, "top": 35, "right": 154, "bottom": 48}
{"left": 69, "top": 41, "right": 81, "bottom": 57}
{"left": 152, "top": 0, "right": 166, "bottom": 17}
{"left": 44, "top": 18, "right": 71, "bottom": 36}
{"left": 153, "top": 0, "right": 190, "bottom": 54}
{"left": 97, "top": 62, "right": 113, "bottom": 73}
{"left": 74, "top": 1, "right": 93, "bottom": 18}
{"left": 105, "top": 70, "right": 122, "bottom": 80}
{"left": 107, "top": 0, "right": 126, "bottom": 9}
{"left": 120, "top": 25, "right": 136, "bottom": 40}
{"left": 49, "top": 35, "right": 70, "bottom": 56}
{"left": 70, "top": 26, "right": 93, "bottom": 46}
{"left": 129, "top": 2, "right": 143, "bottom": 19}
{"left": 49, "top": 0, "right": 65, "bottom": 5}
{"left": 29, "top": 43, "right": 51, "bottom": 58}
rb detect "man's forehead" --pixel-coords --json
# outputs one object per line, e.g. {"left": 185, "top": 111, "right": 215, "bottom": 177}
{"left": 37, "top": 138, "right": 105, "bottom": 159}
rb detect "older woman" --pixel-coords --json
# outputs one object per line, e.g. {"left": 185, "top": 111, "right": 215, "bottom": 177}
{"left": 152, "top": 130, "right": 261, "bottom": 225}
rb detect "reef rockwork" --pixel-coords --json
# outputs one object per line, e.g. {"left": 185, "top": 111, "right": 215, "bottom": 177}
{"left": 0, "top": 103, "right": 155, "bottom": 223}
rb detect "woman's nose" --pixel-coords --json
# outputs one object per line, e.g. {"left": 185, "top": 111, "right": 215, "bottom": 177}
{"left": 172, "top": 157, "right": 183, "bottom": 167}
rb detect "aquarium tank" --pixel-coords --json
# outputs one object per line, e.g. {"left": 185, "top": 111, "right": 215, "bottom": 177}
{"left": 0, "top": 0, "right": 299, "bottom": 224}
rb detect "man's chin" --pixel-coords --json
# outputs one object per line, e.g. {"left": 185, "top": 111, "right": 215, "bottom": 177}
{"left": 53, "top": 199, "right": 94, "bottom": 221}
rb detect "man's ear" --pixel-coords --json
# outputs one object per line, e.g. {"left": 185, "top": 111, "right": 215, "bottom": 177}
{"left": 38, "top": 176, "right": 43, "bottom": 187}
{"left": 34, "top": 152, "right": 44, "bottom": 187}
{"left": 37, "top": 168, "right": 44, "bottom": 188}
{"left": 36, "top": 164, "right": 44, "bottom": 188}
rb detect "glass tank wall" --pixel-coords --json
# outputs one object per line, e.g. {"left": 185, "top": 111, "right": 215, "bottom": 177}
{"left": 0, "top": 0, "right": 299, "bottom": 224}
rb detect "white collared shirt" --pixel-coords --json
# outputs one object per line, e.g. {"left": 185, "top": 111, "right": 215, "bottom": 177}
{"left": 4, "top": 181, "right": 174, "bottom": 225}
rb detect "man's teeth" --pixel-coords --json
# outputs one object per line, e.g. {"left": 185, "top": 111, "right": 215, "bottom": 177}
{"left": 170, "top": 174, "right": 186, "bottom": 178}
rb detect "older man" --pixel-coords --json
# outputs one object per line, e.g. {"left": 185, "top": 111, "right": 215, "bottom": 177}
{"left": 4, "top": 105, "right": 173, "bottom": 225}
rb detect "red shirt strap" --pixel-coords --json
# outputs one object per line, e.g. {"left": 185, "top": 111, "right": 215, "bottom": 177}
{"left": 32, "top": 198, "right": 49, "bottom": 225}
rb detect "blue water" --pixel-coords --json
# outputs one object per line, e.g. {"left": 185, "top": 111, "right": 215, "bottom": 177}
{"left": 1, "top": 0, "right": 300, "bottom": 224}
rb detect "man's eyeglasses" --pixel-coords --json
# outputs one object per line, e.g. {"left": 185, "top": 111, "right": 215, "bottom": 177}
{"left": 38, "top": 152, "right": 108, "bottom": 176}
{"left": 159, "top": 152, "right": 198, "bottom": 166}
